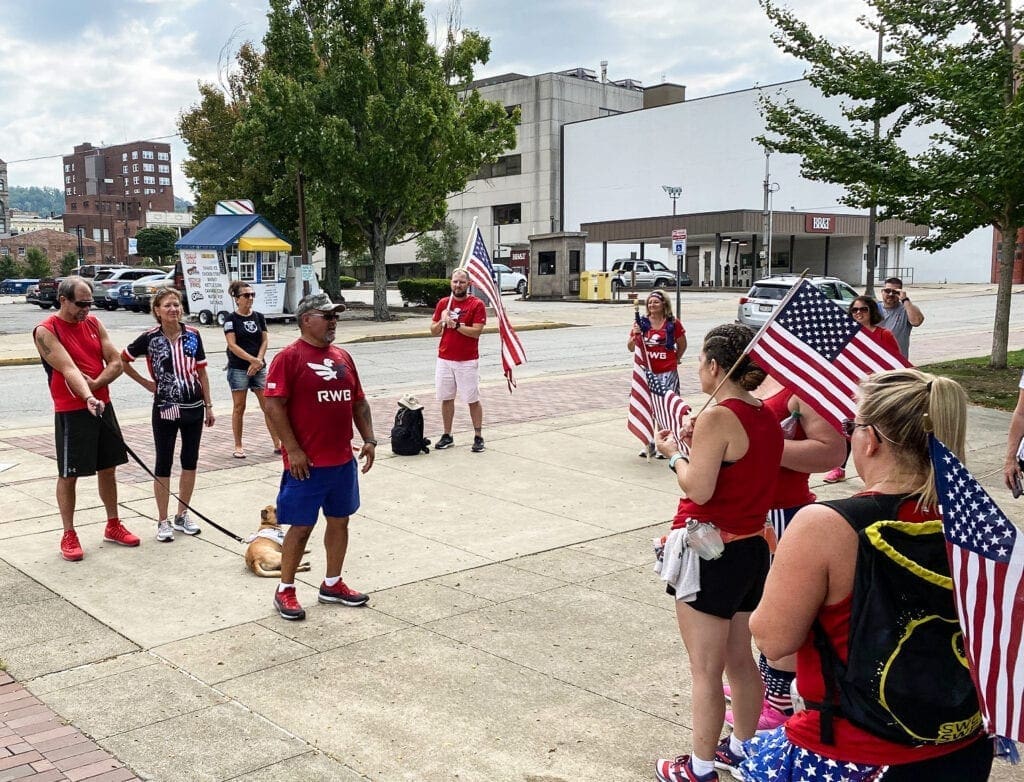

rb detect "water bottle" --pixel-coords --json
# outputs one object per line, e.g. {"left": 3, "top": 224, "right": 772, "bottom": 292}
{"left": 685, "top": 518, "right": 725, "bottom": 560}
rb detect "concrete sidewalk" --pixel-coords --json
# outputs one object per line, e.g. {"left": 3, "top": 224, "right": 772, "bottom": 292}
{"left": 1, "top": 365, "right": 1022, "bottom": 780}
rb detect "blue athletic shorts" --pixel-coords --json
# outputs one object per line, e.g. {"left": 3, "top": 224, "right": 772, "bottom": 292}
{"left": 275, "top": 460, "right": 360, "bottom": 526}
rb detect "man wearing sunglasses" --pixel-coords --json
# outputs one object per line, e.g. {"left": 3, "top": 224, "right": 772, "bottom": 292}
{"left": 33, "top": 276, "right": 138, "bottom": 562}
{"left": 878, "top": 277, "right": 924, "bottom": 359}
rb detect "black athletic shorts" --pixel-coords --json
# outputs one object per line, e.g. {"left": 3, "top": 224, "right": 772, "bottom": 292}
{"left": 55, "top": 405, "right": 128, "bottom": 479}
{"left": 668, "top": 535, "right": 770, "bottom": 619}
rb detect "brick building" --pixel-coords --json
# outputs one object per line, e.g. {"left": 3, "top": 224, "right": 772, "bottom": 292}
{"left": 0, "top": 157, "right": 9, "bottom": 234}
{"left": 61, "top": 141, "right": 175, "bottom": 263}
{"left": 0, "top": 229, "right": 102, "bottom": 273}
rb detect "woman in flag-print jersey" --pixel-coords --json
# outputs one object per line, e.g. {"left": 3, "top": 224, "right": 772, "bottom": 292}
{"left": 122, "top": 288, "right": 215, "bottom": 543}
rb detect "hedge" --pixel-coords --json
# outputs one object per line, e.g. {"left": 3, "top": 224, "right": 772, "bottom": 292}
{"left": 338, "top": 276, "right": 358, "bottom": 289}
{"left": 396, "top": 278, "right": 450, "bottom": 307}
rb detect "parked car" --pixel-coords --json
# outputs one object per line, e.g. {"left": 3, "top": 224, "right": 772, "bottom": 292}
{"left": 491, "top": 263, "right": 527, "bottom": 294}
{"left": 132, "top": 270, "right": 177, "bottom": 313}
{"left": 72, "top": 264, "right": 128, "bottom": 279}
{"left": 736, "top": 275, "right": 859, "bottom": 329}
{"left": 0, "top": 278, "right": 40, "bottom": 295}
{"left": 92, "top": 268, "right": 164, "bottom": 310}
{"left": 610, "top": 259, "right": 682, "bottom": 289}
{"left": 30, "top": 277, "right": 64, "bottom": 309}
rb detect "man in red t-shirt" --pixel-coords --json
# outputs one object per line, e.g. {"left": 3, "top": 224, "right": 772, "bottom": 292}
{"left": 264, "top": 293, "right": 378, "bottom": 621}
{"left": 33, "top": 276, "right": 139, "bottom": 562}
{"left": 429, "top": 269, "right": 487, "bottom": 452}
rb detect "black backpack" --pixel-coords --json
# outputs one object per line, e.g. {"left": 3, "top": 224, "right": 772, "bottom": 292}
{"left": 390, "top": 406, "right": 430, "bottom": 455}
{"left": 806, "top": 493, "right": 982, "bottom": 746}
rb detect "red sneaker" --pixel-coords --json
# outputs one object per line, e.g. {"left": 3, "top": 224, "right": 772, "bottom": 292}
{"left": 655, "top": 755, "right": 719, "bottom": 782}
{"left": 273, "top": 586, "right": 306, "bottom": 620}
{"left": 318, "top": 579, "right": 369, "bottom": 606}
{"left": 60, "top": 529, "right": 84, "bottom": 561}
{"left": 104, "top": 520, "right": 141, "bottom": 547}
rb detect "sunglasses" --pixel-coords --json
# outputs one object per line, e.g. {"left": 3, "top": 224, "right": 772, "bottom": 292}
{"left": 882, "top": 288, "right": 901, "bottom": 295}
{"left": 309, "top": 312, "right": 338, "bottom": 322}
{"left": 841, "top": 418, "right": 882, "bottom": 443}
{"left": 850, "top": 306, "right": 870, "bottom": 314}
{"left": 73, "top": 300, "right": 95, "bottom": 308}
{"left": 236, "top": 292, "right": 255, "bottom": 299}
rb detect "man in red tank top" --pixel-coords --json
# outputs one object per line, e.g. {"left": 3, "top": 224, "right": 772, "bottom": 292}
{"left": 33, "top": 276, "right": 139, "bottom": 562}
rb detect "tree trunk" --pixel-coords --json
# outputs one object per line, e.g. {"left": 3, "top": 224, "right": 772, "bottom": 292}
{"left": 990, "top": 219, "right": 1018, "bottom": 369}
{"left": 370, "top": 223, "right": 392, "bottom": 321}
{"left": 322, "top": 236, "right": 342, "bottom": 301}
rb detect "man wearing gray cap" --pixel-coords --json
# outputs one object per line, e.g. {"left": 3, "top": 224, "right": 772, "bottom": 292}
{"left": 264, "top": 293, "right": 378, "bottom": 620}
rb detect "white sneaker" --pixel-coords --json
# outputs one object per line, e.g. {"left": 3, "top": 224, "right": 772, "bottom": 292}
{"left": 156, "top": 518, "right": 174, "bottom": 542}
{"left": 172, "top": 511, "right": 200, "bottom": 536}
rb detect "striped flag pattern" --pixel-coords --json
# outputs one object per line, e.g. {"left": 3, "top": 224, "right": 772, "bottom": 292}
{"left": 463, "top": 228, "right": 527, "bottom": 391}
{"left": 746, "top": 279, "right": 909, "bottom": 433}
{"left": 627, "top": 325, "right": 690, "bottom": 451}
{"left": 930, "top": 435, "right": 1024, "bottom": 742}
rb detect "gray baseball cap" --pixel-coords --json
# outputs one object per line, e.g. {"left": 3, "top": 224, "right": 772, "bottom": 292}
{"left": 295, "top": 292, "right": 346, "bottom": 317}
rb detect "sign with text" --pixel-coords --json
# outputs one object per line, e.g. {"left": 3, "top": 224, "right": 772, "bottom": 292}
{"left": 804, "top": 214, "right": 835, "bottom": 234}
{"left": 672, "top": 228, "right": 688, "bottom": 256}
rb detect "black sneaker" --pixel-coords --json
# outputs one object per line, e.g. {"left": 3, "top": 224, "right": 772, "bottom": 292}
{"left": 435, "top": 433, "right": 454, "bottom": 449}
{"left": 471, "top": 435, "right": 485, "bottom": 453}
{"left": 318, "top": 579, "right": 369, "bottom": 606}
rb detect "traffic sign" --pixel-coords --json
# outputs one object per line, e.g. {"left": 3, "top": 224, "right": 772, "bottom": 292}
{"left": 672, "top": 228, "right": 687, "bottom": 256}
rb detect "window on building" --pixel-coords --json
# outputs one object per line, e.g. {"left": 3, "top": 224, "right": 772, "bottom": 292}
{"left": 133, "top": 176, "right": 140, "bottom": 185}
{"left": 158, "top": 164, "right": 170, "bottom": 173}
{"left": 0, "top": 247, "right": 7, "bottom": 256}
{"left": 65, "top": 176, "right": 71, "bottom": 184}
{"left": 132, "top": 164, "right": 139, "bottom": 173}
{"left": 131, "top": 151, "right": 138, "bottom": 159}
{"left": 569, "top": 250, "right": 581, "bottom": 274}
{"left": 492, "top": 203, "right": 522, "bottom": 225}
{"left": 86, "top": 246, "right": 96, "bottom": 257}
{"left": 505, "top": 104, "right": 520, "bottom": 123}
{"left": 158, "top": 177, "right": 171, "bottom": 186}
{"left": 473, "top": 154, "right": 522, "bottom": 180}
{"left": 65, "top": 188, "right": 73, "bottom": 196}
{"left": 18, "top": 246, "right": 25, "bottom": 256}
{"left": 142, "top": 150, "right": 154, "bottom": 159}
{"left": 538, "top": 250, "right": 556, "bottom": 275}
{"left": 83, "top": 200, "right": 89, "bottom": 208}
{"left": 64, "top": 164, "right": 71, "bottom": 173}
{"left": 239, "top": 260, "right": 256, "bottom": 280}
{"left": 158, "top": 152, "right": 169, "bottom": 161}
{"left": 143, "top": 176, "right": 155, "bottom": 185}
{"left": 143, "top": 163, "right": 154, "bottom": 172}
{"left": 261, "top": 257, "right": 277, "bottom": 282}
{"left": 122, "top": 165, "right": 128, "bottom": 174}
{"left": 122, "top": 153, "right": 128, "bottom": 161}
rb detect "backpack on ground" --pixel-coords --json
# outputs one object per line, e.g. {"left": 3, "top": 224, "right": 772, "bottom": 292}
{"left": 390, "top": 406, "right": 430, "bottom": 455}
{"left": 807, "top": 493, "right": 982, "bottom": 747}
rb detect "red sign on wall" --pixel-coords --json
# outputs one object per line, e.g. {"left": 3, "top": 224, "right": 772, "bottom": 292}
{"left": 804, "top": 214, "right": 835, "bottom": 234}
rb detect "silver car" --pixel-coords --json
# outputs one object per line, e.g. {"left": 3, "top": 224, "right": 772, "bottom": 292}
{"left": 736, "top": 275, "right": 859, "bottom": 329}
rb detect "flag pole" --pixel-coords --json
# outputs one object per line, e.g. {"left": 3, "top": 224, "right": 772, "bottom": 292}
{"left": 445, "top": 217, "right": 480, "bottom": 320}
{"left": 692, "top": 269, "right": 811, "bottom": 417}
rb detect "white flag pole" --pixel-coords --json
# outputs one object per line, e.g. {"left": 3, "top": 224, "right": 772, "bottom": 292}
{"left": 446, "top": 217, "right": 479, "bottom": 319}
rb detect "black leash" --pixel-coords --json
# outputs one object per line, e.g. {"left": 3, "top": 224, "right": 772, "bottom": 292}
{"left": 100, "top": 409, "right": 245, "bottom": 544}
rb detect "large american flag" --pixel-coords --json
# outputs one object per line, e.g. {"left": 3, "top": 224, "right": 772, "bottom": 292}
{"left": 929, "top": 435, "right": 1024, "bottom": 742}
{"left": 746, "top": 279, "right": 909, "bottom": 432}
{"left": 463, "top": 228, "right": 527, "bottom": 390}
{"left": 627, "top": 318, "right": 690, "bottom": 451}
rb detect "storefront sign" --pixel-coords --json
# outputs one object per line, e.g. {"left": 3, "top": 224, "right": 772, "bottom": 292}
{"left": 805, "top": 214, "right": 835, "bottom": 233}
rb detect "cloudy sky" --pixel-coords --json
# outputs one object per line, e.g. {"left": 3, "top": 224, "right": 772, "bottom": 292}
{"left": 0, "top": 0, "right": 876, "bottom": 202}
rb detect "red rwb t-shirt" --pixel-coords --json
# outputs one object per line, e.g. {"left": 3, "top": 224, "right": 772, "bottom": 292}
{"left": 629, "top": 319, "right": 685, "bottom": 373}
{"left": 434, "top": 295, "right": 486, "bottom": 361}
{"left": 37, "top": 315, "right": 111, "bottom": 413}
{"left": 265, "top": 340, "right": 365, "bottom": 469}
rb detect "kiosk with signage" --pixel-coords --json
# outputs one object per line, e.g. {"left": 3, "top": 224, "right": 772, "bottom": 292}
{"left": 174, "top": 200, "right": 318, "bottom": 325}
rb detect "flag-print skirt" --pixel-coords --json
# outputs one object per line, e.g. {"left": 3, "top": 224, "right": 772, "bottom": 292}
{"left": 740, "top": 728, "right": 888, "bottom": 781}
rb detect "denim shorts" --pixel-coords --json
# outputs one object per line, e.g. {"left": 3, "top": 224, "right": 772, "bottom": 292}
{"left": 226, "top": 366, "right": 267, "bottom": 392}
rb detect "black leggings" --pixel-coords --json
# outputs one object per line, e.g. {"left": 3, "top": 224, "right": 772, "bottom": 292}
{"left": 882, "top": 736, "right": 992, "bottom": 781}
{"left": 152, "top": 408, "right": 204, "bottom": 477}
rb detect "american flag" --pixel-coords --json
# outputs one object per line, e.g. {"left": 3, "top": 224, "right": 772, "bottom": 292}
{"left": 627, "top": 320, "right": 690, "bottom": 451}
{"left": 462, "top": 228, "right": 527, "bottom": 390}
{"left": 746, "top": 279, "right": 909, "bottom": 433}
{"left": 929, "top": 435, "right": 1024, "bottom": 742}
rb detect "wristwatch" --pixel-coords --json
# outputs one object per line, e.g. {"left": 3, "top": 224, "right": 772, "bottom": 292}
{"left": 365, "top": 439, "right": 378, "bottom": 447}
{"left": 668, "top": 453, "right": 688, "bottom": 471}
{"left": 901, "top": 296, "right": 910, "bottom": 303}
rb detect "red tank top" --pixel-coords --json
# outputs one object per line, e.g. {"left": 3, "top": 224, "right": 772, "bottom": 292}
{"left": 784, "top": 495, "right": 977, "bottom": 765}
{"left": 38, "top": 315, "right": 111, "bottom": 413}
{"left": 762, "top": 388, "right": 815, "bottom": 509}
{"left": 673, "top": 398, "right": 783, "bottom": 535}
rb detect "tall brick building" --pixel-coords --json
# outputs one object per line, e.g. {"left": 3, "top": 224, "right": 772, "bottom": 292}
{"left": 61, "top": 141, "right": 175, "bottom": 263}
{"left": 0, "top": 157, "right": 9, "bottom": 234}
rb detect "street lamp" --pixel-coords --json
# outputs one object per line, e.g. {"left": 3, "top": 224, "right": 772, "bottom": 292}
{"left": 75, "top": 225, "right": 84, "bottom": 263}
{"left": 662, "top": 185, "right": 682, "bottom": 216}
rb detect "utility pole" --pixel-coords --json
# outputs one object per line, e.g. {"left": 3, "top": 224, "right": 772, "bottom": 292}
{"left": 865, "top": 25, "right": 883, "bottom": 297}
{"left": 296, "top": 169, "right": 310, "bottom": 296}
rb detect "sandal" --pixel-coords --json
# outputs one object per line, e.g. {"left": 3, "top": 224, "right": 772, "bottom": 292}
{"left": 233, "top": 450, "right": 246, "bottom": 459}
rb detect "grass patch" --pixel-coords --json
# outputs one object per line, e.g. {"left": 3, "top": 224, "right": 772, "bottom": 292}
{"left": 917, "top": 351, "right": 1024, "bottom": 412}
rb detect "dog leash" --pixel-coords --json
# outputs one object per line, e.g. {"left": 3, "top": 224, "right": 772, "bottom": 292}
{"left": 99, "top": 409, "right": 245, "bottom": 544}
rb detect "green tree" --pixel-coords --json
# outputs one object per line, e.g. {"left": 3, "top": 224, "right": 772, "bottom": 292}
{"left": 24, "top": 247, "right": 52, "bottom": 278}
{"left": 60, "top": 251, "right": 78, "bottom": 275}
{"left": 761, "top": 0, "right": 1024, "bottom": 368}
{"left": 135, "top": 227, "right": 180, "bottom": 262}
{"left": 7, "top": 186, "right": 64, "bottom": 216}
{"left": 0, "top": 255, "right": 23, "bottom": 280}
{"left": 240, "top": 0, "right": 516, "bottom": 319}
{"left": 415, "top": 219, "right": 459, "bottom": 278}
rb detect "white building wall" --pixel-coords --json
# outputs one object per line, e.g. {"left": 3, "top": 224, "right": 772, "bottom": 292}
{"left": 563, "top": 79, "right": 992, "bottom": 284}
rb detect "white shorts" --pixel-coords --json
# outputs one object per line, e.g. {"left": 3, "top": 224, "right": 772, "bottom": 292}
{"left": 435, "top": 358, "right": 480, "bottom": 404}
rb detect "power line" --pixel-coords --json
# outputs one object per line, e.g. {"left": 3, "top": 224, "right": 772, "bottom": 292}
{"left": 4, "top": 133, "right": 184, "bottom": 166}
